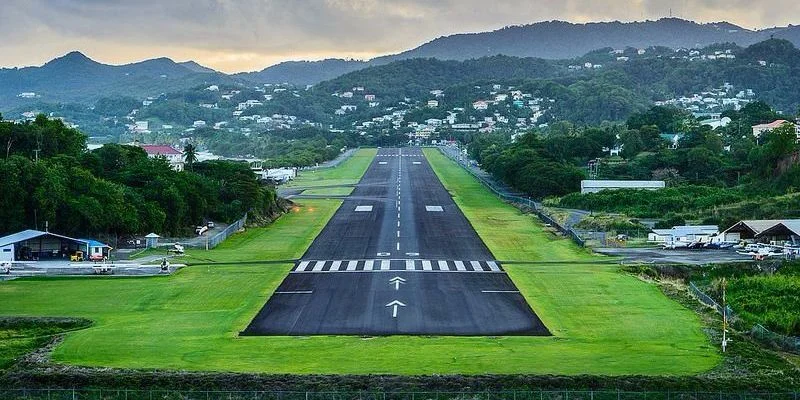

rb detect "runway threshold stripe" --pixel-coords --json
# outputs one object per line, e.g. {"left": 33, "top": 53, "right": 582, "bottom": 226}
{"left": 487, "top": 261, "right": 501, "bottom": 271}
{"left": 422, "top": 260, "right": 432, "bottom": 270}
{"left": 381, "top": 260, "right": 391, "bottom": 270}
{"left": 312, "top": 261, "right": 326, "bottom": 271}
{"left": 329, "top": 260, "right": 342, "bottom": 271}
{"left": 346, "top": 260, "right": 358, "bottom": 271}
{"left": 470, "top": 261, "right": 483, "bottom": 271}
{"left": 296, "top": 261, "right": 310, "bottom": 271}
{"left": 454, "top": 261, "right": 466, "bottom": 271}
{"left": 438, "top": 260, "right": 450, "bottom": 271}
{"left": 364, "top": 260, "right": 374, "bottom": 271}
{"left": 406, "top": 259, "right": 415, "bottom": 270}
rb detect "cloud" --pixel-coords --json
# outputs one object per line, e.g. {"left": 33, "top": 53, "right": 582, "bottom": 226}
{"left": 0, "top": 0, "right": 798, "bottom": 72}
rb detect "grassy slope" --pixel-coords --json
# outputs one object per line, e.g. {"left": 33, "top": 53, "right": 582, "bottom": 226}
{"left": 0, "top": 148, "right": 719, "bottom": 375}
{"left": 284, "top": 149, "right": 377, "bottom": 188}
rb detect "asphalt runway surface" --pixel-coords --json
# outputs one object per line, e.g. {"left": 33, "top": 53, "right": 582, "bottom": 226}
{"left": 243, "top": 148, "right": 549, "bottom": 336}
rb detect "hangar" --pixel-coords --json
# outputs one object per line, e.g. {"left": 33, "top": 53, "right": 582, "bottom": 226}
{"left": 0, "top": 230, "right": 111, "bottom": 262}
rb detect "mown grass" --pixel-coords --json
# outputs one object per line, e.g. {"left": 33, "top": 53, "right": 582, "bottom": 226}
{"left": 0, "top": 148, "right": 720, "bottom": 375}
{"left": 300, "top": 187, "right": 354, "bottom": 196}
{"left": 0, "top": 317, "right": 92, "bottom": 370}
{"left": 284, "top": 148, "right": 376, "bottom": 188}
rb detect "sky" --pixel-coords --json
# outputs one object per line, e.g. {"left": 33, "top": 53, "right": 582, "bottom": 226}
{"left": 0, "top": 0, "right": 797, "bottom": 73}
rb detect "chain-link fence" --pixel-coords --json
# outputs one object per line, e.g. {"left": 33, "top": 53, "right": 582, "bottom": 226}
{"left": 436, "top": 147, "right": 585, "bottom": 247}
{"left": 689, "top": 282, "right": 799, "bottom": 354}
{"left": 688, "top": 282, "right": 733, "bottom": 318}
{"left": 206, "top": 214, "right": 248, "bottom": 249}
{"left": 1, "top": 390, "right": 798, "bottom": 400}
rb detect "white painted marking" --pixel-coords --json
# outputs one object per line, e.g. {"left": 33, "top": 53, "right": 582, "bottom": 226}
{"left": 413, "top": 162, "right": 421, "bottom": 165}
{"left": 381, "top": 259, "right": 391, "bottom": 270}
{"left": 481, "top": 290, "right": 520, "bottom": 293}
{"left": 389, "top": 276, "right": 406, "bottom": 290}
{"left": 438, "top": 260, "right": 450, "bottom": 271}
{"left": 426, "top": 206, "right": 444, "bottom": 212}
{"left": 397, "top": 230, "right": 400, "bottom": 238}
{"left": 275, "top": 291, "right": 313, "bottom": 294}
{"left": 379, "top": 161, "right": 388, "bottom": 165}
{"left": 296, "top": 261, "right": 310, "bottom": 271}
{"left": 422, "top": 260, "right": 432, "bottom": 270}
{"left": 396, "top": 242, "right": 400, "bottom": 251}
{"left": 312, "top": 261, "right": 326, "bottom": 272}
{"left": 406, "top": 259, "right": 415, "bottom": 270}
{"left": 329, "top": 260, "right": 342, "bottom": 271}
{"left": 355, "top": 205, "right": 373, "bottom": 212}
{"left": 487, "top": 261, "right": 501, "bottom": 271}
{"left": 397, "top": 221, "right": 400, "bottom": 227}
{"left": 386, "top": 300, "right": 406, "bottom": 318}
{"left": 406, "top": 252, "right": 419, "bottom": 257}
{"left": 397, "top": 213, "right": 401, "bottom": 219}
{"left": 347, "top": 260, "right": 358, "bottom": 271}
{"left": 470, "top": 261, "right": 483, "bottom": 271}
{"left": 377, "top": 252, "right": 391, "bottom": 257}
{"left": 454, "top": 260, "right": 466, "bottom": 271}
{"left": 364, "top": 260, "right": 374, "bottom": 271}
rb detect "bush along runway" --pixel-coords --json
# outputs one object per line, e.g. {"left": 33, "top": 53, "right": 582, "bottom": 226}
{"left": 243, "top": 147, "right": 550, "bottom": 336}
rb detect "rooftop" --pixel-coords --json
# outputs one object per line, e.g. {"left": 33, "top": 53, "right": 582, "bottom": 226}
{"left": 140, "top": 144, "right": 181, "bottom": 156}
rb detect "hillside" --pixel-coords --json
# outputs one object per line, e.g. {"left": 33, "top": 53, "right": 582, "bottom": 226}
{"left": 0, "top": 52, "right": 236, "bottom": 108}
{"left": 244, "top": 18, "right": 800, "bottom": 85}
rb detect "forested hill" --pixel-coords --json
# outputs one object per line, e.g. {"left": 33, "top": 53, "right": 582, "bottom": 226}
{"left": 312, "top": 39, "right": 800, "bottom": 117}
{"left": 243, "top": 18, "right": 800, "bottom": 85}
{"left": 0, "top": 52, "right": 235, "bottom": 108}
{"left": 0, "top": 115, "right": 283, "bottom": 239}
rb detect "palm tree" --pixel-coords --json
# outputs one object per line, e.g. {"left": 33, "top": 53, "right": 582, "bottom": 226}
{"left": 183, "top": 143, "right": 198, "bottom": 171}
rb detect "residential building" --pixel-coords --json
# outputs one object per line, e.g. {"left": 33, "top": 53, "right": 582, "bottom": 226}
{"left": 140, "top": 144, "right": 185, "bottom": 171}
{"left": 751, "top": 120, "right": 794, "bottom": 139}
{"left": 427, "top": 100, "right": 439, "bottom": 108}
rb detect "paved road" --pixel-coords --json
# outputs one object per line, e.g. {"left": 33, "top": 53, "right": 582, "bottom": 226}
{"left": 243, "top": 147, "right": 549, "bottom": 336}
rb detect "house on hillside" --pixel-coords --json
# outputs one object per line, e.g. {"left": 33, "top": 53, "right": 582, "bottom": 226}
{"left": 751, "top": 120, "right": 796, "bottom": 140}
{"left": 140, "top": 145, "right": 184, "bottom": 171}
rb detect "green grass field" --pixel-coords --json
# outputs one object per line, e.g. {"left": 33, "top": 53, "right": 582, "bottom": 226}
{"left": 284, "top": 148, "right": 376, "bottom": 188}
{"left": 0, "top": 147, "right": 720, "bottom": 375}
{"left": 300, "top": 187, "right": 355, "bottom": 196}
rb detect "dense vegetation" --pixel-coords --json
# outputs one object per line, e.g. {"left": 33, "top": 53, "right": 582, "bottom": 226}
{"left": 467, "top": 99, "right": 800, "bottom": 227}
{"left": 0, "top": 115, "right": 282, "bottom": 239}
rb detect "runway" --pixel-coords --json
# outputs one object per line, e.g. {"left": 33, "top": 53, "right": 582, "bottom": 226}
{"left": 243, "top": 148, "right": 549, "bottom": 336}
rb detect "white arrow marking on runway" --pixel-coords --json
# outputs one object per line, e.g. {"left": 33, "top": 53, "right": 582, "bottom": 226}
{"left": 389, "top": 276, "right": 406, "bottom": 290}
{"left": 386, "top": 300, "right": 406, "bottom": 317}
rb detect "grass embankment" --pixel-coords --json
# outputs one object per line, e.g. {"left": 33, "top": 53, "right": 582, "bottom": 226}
{"left": 0, "top": 317, "right": 92, "bottom": 370}
{"left": 0, "top": 147, "right": 719, "bottom": 375}
{"left": 284, "top": 148, "right": 376, "bottom": 188}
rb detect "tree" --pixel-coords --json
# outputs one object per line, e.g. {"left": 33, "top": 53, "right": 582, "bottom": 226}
{"left": 183, "top": 143, "right": 198, "bottom": 171}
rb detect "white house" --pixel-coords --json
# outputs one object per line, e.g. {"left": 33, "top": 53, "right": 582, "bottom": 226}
{"left": 472, "top": 101, "right": 489, "bottom": 110}
{"left": 752, "top": 120, "right": 794, "bottom": 139}
{"left": 140, "top": 144, "right": 185, "bottom": 171}
{"left": 193, "top": 120, "right": 206, "bottom": 128}
{"left": 427, "top": 100, "right": 439, "bottom": 108}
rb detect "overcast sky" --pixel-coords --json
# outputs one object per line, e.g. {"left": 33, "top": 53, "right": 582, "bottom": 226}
{"left": 1, "top": 0, "right": 797, "bottom": 73}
